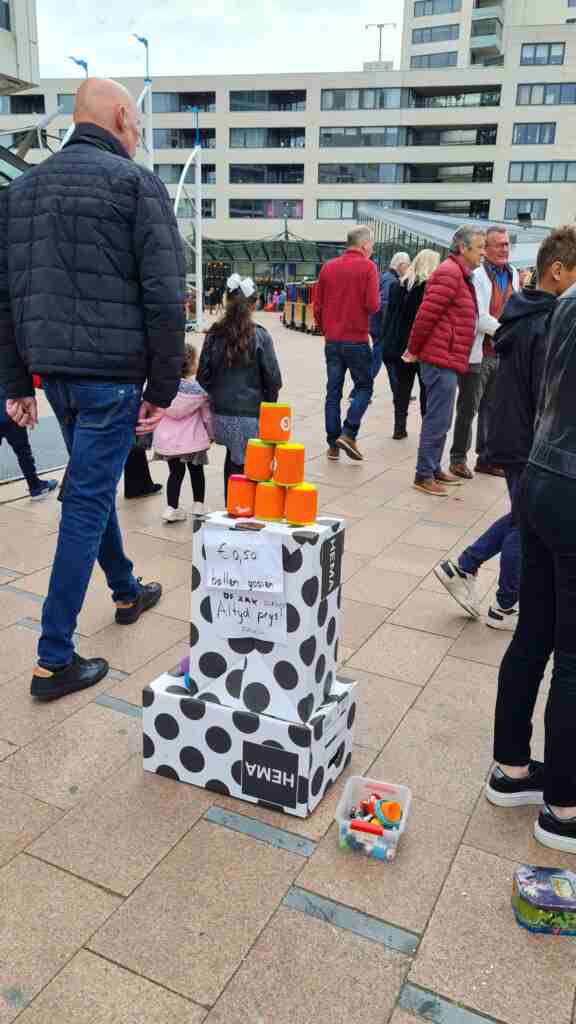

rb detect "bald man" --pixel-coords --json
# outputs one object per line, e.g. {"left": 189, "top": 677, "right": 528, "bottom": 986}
{"left": 0, "top": 78, "right": 186, "bottom": 700}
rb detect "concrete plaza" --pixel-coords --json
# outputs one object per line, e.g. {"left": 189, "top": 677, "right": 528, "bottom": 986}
{"left": 0, "top": 313, "right": 570, "bottom": 1024}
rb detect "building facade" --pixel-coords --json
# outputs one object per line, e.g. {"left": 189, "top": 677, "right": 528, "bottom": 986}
{"left": 0, "top": 0, "right": 39, "bottom": 96}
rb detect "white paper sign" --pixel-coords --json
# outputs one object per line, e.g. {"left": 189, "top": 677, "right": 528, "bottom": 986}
{"left": 205, "top": 528, "right": 284, "bottom": 595}
{"left": 209, "top": 589, "right": 287, "bottom": 643}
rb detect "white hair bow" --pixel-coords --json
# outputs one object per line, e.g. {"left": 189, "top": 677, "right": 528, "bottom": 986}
{"left": 227, "top": 273, "right": 256, "bottom": 299}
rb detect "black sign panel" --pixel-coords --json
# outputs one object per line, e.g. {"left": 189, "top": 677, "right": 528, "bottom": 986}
{"left": 320, "top": 530, "right": 344, "bottom": 600}
{"left": 242, "top": 741, "right": 300, "bottom": 808}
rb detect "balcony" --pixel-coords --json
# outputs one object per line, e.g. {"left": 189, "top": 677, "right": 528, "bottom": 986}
{"left": 470, "top": 16, "right": 503, "bottom": 57}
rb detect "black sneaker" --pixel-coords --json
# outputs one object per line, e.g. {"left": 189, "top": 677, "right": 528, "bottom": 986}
{"left": 115, "top": 581, "right": 162, "bottom": 625}
{"left": 534, "top": 806, "right": 576, "bottom": 853}
{"left": 485, "top": 760, "right": 545, "bottom": 808}
{"left": 31, "top": 654, "right": 109, "bottom": 701}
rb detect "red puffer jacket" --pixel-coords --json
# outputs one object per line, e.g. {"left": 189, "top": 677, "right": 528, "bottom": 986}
{"left": 407, "top": 255, "right": 478, "bottom": 374}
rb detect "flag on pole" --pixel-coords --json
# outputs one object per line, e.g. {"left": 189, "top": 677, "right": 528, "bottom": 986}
{"left": 68, "top": 56, "right": 88, "bottom": 75}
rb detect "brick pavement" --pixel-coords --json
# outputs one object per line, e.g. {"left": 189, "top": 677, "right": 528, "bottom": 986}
{"left": 0, "top": 314, "right": 571, "bottom": 1024}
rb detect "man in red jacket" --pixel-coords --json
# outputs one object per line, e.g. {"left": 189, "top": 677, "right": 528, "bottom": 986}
{"left": 314, "top": 226, "right": 380, "bottom": 462}
{"left": 406, "top": 225, "right": 485, "bottom": 496}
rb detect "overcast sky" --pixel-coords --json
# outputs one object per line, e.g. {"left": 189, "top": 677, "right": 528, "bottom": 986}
{"left": 37, "top": 0, "right": 404, "bottom": 80}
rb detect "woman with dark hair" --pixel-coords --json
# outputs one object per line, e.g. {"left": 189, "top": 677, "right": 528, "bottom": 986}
{"left": 197, "top": 274, "right": 282, "bottom": 498}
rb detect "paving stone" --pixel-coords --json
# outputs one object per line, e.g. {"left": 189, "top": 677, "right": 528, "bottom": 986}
{"left": 341, "top": 551, "right": 371, "bottom": 583}
{"left": 88, "top": 821, "right": 302, "bottom": 1007}
{"left": 345, "top": 511, "right": 420, "bottom": 557}
{"left": 0, "top": 671, "right": 112, "bottom": 746}
{"left": 348, "top": 623, "right": 452, "bottom": 686}
{"left": 389, "top": 589, "right": 470, "bottom": 640}
{"left": 341, "top": 598, "right": 389, "bottom": 650}
{"left": 78, "top": 612, "right": 188, "bottom": 673}
{"left": 398, "top": 522, "right": 469, "bottom": 553}
{"left": 0, "top": 530, "right": 57, "bottom": 575}
{"left": 373, "top": 543, "right": 447, "bottom": 577}
{"left": 149, "top": 583, "right": 191, "bottom": 622}
{"left": 0, "top": 740, "right": 15, "bottom": 761}
{"left": 349, "top": 669, "right": 419, "bottom": 751}
{"left": 0, "top": 626, "right": 41, "bottom": 686}
{"left": 410, "top": 845, "right": 576, "bottom": 1024}
{"left": 0, "top": 787, "right": 61, "bottom": 868}
{"left": 413, "top": 656, "right": 498, "bottom": 727}
{"left": 449, "top": 619, "right": 513, "bottom": 668}
{"left": 0, "top": 855, "right": 119, "bottom": 1024}
{"left": 106, "top": 641, "right": 189, "bottom": 706}
{"left": 0, "top": 591, "right": 44, "bottom": 629}
{"left": 465, "top": 797, "right": 571, "bottom": 870}
{"left": 344, "top": 566, "right": 422, "bottom": 610}
{"left": 298, "top": 796, "right": 467, "bottom": 934}
{"left": 389, "top": 1011, "right": 421, "bottom": 1024}
{"left": 206, "top": 906, "right": 409, "bottom": 1024}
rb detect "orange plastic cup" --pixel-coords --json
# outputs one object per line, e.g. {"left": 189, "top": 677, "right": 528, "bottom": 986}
{"left": 259, "top": 402, "right": 292, "bottom": 444}
{"left": 273, "top": 443, "right": 305, "bottom": 487}
{"left": 244, "top": 438, "right": 275, "bottom": 482}
{"left": 285, "top": 482, "right": 318, "bottom": 526}
{"left": 227, "top": 475, "right": 256, "bottom": 518}
{"left": 255, "top": 480, "right": 285, "bottom": 522}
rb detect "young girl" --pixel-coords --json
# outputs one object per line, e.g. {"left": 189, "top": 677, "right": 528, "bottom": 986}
{"left": 198, "top": 273, "right": 282, "bottom": 498}
{"left": 153, "top": 342, "right": 212, "bottom": 522}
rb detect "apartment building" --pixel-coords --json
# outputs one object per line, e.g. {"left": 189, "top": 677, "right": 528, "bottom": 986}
{"left": 0, "top": 0, "right": 39, "bottom": 95}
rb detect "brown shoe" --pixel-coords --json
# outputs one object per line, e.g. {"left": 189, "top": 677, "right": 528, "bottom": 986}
{"left": 336, "top": 435, "right": 363, "bottom": 461}
{"left": 435, "top": 470, "right": 463, "bottom": 487}
{"left": 450, "top": 462, "right": 474, "bottom": 480}
{"left": 475, "top": 461, "right": 505, "bottom": 477}
{"left": 413, "top": 477, "right": 448, "bottom": 497}
{"left": 327, "top": 447, "right": 340, "bottom": 461}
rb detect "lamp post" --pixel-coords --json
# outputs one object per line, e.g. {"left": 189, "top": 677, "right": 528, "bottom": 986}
{"left": 365, "top": 23, "right": 397, "bottom": 63}
{"left": 133, "top": 34, "right": 154, "bottom": 173}
{"left": 68, "top": 56, "right": 89, "bottom": 77}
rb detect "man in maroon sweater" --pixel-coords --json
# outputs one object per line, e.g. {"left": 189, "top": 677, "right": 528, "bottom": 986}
{"left": 314, "top": 226, "right": 380, "bottom": 461}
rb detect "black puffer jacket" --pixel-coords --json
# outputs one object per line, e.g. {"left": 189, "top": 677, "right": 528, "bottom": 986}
{"left": 197, "top": 324, "right": 282, "bottom": 416}
{"left": 530, "top": 283, "right": 576, "bottom": 478}
{"left": 0, "top": 123, "right": 186, "bottom": 407}
{"left": 381, "top": 280, "right": 426, "bottom": 361}
{"left": 486, "top": 288, "right": 556, "bottom": 467}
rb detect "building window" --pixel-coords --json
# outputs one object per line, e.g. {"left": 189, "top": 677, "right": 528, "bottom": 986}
{"left": 0, "top": 94, "right": 46, "bottom": 115}
{"left": 509, "top": 160, "right": 576, "bottom": 182}
{"left": 402, "top": 199, "right": 490, "bottom": 217}
{"left": 318, "top": 163, "right": 401, "bottom": 184}
{"left": 408, "top": 124, "right": 497, "bottom": 145}
{"left": 153, "top": 128, "right": 216, "bottom": 149}
{"left": 512, "top": 122, "right": 556, "bottom": 144}
{"left": 229, "top": 199, "right": 303, "bottom": 219}
{"left": 317, "top": 199, "right": 401, "bottom": 219}
{"left": 229, "top": 164, "right": 304, "bottom": 184}
{"left": 520, "top": 42, "right": 565, "bottom": 65}
{"left": 414, "top": 0, "right": 461, "bottom": 15}
{"left": 229, "top": 127, "right": 305, "bottom": 148}
{"left": 471, "top": 18, "right": 501, "bottom": 37}
{"left": 411, "top": 86, "right": 500, "bottom": 108}
{"left": 404, "top": 162, "right": 493, "bottom": 183}
{"left": 412, "top": 24, "right": 459, "bottom": 43}
{"left": 152, "top": 92, "right": 215, "bottom": 113}
{"left": 0, "top": 0, "right": 10, "bottom": 30}
{"left": 321, "top": 88, "right": 402, "bottom": 110}
{"left": 319, "top": 126, "right": 404, "bottom": 147}
{"left": 517, "top": 82, "right": 576, "bottom": 104}
{"left": 410, "top": 51, "right": 458, "bottom": 68}
{"left": 154, "top": 163, "right": 216, "bottom": 185}
{"left": 229, "top": 90, "right": 306, "bottom": 112}
{"left": 176, "top": 198, "right": 216, "bottom": 219}
{"left": 58, "top": 94, "right": 76, "bottom": 115}
{"left": 504, "top": 198, "right": 547, "bottom": 220}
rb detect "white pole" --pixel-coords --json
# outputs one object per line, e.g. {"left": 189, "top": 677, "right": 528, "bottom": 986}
{"left": 195, "top": 143, "right": 203, "bottom": 332}
{"left": 144, "top": 77, "right": 154, "bottom": 173}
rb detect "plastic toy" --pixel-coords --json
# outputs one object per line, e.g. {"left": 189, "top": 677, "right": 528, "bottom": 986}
{"left": 259, "top": 402, "right": 292, "bottom": 444}
{"left": 227, "top": 475, "right": 256, "bottom": 518}
{"left": 335, "top": 776, "right": 411, "bottom": 863}
{"left": 285, "top": 483, "right": 318, "bottom": 526}
{"left": 245, "top": 439, "right": 275, "bottom": 482}
{"left": 274, "top": 443, "right": 305, "bottom": 486}
{"left": 254, "top": 480, "right": 286, "bottom": 522}
{"left": 513, "top": 865, "right": 576, "bottom": 935}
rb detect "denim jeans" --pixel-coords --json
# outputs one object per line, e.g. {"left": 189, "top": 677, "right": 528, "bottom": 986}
{"left": 494, "top": 465, "right": 576, "bottom": 805}
{"left": 39, "top": 379, "right": 142, "bottom": 668}
{"left": 0, "top": 420, "right": 41, "bottom": 492}
{"left": 371, "top": 335, "right": 384, "bottom": 379}
{"left": 325, "top": 342, "right": 373, "bottom": 446}
{"left": 458, "top": 466, "right": 523, "bottom": 609}
{"left": 415, "top": 363, "right": 458, "bottom": 479}
{"left": 450, "top": 355, "right": 498, "bottom": 464}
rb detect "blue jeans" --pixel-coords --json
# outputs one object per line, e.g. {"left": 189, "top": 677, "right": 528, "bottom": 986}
{"left": 39, "top": 380, "right": 143, "bottom": 668}
{"left": 0, "top": 419, "right": 41, "bottom": 492}
{"left": 371, "top": 335, "right": 384, "bottom": 380}
{"left": 325, "top": 342, "right": 373, "bottom": 446}
{"left": 416, "top": 363, "right": 458, "bottom": 479}
{"left": 459, "top": 466, "right": 522, "bottom": 609}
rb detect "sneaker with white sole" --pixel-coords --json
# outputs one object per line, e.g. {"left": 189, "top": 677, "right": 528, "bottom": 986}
{"left": 30, "top": 479, "right": 58, "bottom": 501}
{"left": 162, "top": 506, "right": 187, "bottom": 523}
{"left": 534, "top": 806, "right": 576, "bottom": 853}
{"left": 434, "top": 560, "right": 480, "bottom": 618}
{"left": 485, "top": 761, "right": 545, "bottom": 808}
{"left": 191, "top": 501, "right": 207, "bottom": 517}
{"left": 486, "top": 602, "right": 518, "bottom": 631}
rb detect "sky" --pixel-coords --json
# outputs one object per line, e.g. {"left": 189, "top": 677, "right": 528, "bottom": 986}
{"left": 37, "top": 0, "right": 404, "bottom": 81}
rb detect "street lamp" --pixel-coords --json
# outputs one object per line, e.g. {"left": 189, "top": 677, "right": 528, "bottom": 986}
{"left": 68, "top": 56, "right": 89, "bottom": 77}
{"left": 132, "top": 34, "right": 154, "bottom": 173}
{"left": 365, "top": 23, "right": 397, "bottom": 63}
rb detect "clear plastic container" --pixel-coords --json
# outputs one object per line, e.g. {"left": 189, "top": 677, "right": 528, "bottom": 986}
{"left": 335, "top": 775, "right": 412, "bottom": 862}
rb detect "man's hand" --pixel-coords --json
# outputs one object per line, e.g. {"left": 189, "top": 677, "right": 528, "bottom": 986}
{"left": 135, "top": 401, "right": 165, "bottom": 435}
{"left": 6, "top": 397, "right": 38, "bottom": 429}
{"left": 401, "top": 351, "right": 417, "bottom": 364}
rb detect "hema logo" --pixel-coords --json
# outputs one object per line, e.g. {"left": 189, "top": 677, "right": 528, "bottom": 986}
{"left": 320, "top": 530, "right": 344, "bottom": 599}
{"left": 242, "top": 741, "right": 300, "bottom": 808}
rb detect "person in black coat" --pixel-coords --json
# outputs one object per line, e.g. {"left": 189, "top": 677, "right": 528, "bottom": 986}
{"left": 381, "top": 249, "right": 440, "bottom": 439}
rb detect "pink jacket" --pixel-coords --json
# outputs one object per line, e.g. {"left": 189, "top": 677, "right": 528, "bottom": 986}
{"left": 153, "top": 381, "right": 213, "bottom": 457}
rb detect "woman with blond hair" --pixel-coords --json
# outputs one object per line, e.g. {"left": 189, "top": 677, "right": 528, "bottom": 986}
{"left": 381, "top": 249, "right": 441, "bottom": 439}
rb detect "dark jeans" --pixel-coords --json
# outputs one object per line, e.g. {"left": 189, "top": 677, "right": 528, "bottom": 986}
{"left": 0, "top": 419, "right": 41, "bottom": 492}
{"left": 416, "top": 363, "right": 458, "bottom": 479}
{"left": 167, "top": 459, "right": 205, "bottom": 507}
{"left": 39, "top": 380, "right": 142, "bottom": 668}
{"left": 450, "top": 355, "right": 498, "bottom": 464}
{"left": 371, "top": 335, "right": 384, "bottom": 379}
{"left": 494, "top": 465, "right": 576, "bottom": 805}
{"left": 459, "top": 466, "right": 523, "bottom": 609}
{"left": 394, "top": 360, "right": 427, "bottom": 424}
{"left": 124, "top": 445, "right": 155, "bottom": 498}
{"left": 325, "top": 342, "right": 374, "bottom": 446}
{"left": 224, "top": 449, "right": 243, "bottom": 501}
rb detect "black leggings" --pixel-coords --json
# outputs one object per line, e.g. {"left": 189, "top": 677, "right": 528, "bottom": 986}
{"left": 167, "top": 459, "right": 205, "bottom": 508}
{"left": 394, "top": 360, "right": 427, "bottom": 422}
{"left": 224, "top": 449, "right": 243, "bottom": 501}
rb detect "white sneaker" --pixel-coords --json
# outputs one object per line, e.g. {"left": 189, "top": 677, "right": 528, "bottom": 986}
{"left": 434, "top": 560, "right": 480, "bottom": 618}
{"left": 486, "top": 602, "right": 518, "bottom": 631}
{"left": 162, "top": 506, "right": 187, "bottom": 523}
{"left": 191, "top": 501, "right": 208, "bottom": 517}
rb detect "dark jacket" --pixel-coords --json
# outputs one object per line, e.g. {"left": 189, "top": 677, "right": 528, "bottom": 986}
{"left": 0, "top": 123, "right": 186, "bottom": 407}
{"left": 530, "top": 284, "right": 576, "bottom": 479}
{"left": 407, "top": 255, "right": 478, "bottom": 374}
{"left": 197, "top": 323, "right": 282, "bottom": 417}
{"left": 486, "top": 289, "right": 556, "bottom": 467}
{"left": 314, "top": 249, "right": 380, "bottom": 343}
{"left": 381, "top": 280, "right": 426, "bottom": 361}
{"left": 368, "top": 267, "right": 398, "bottom": 340}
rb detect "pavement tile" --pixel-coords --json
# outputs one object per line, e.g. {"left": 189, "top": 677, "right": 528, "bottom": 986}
{"left": 449, "top": 619, "right": 513, "bottom": 668}
{"left": 0, "top": 531, "right": 58, "bottom": 575}
{"left": 389, "top": 589, "right": 470, "bottom": 640}
{"left": 0, "top": 591, "right": 44, "bottom": 628}
{"left": 15, "top": 950, "right": 206, "bottom": 1024}
{"left": 0, "top": 855, "right": 119, "bottom": 1024}
{"left": 29, "top": 753, "right": 209, "bottom": 895}
{"left": 410, "top": 845, "right": 576, "bottom": 1024}
{"left": 419, "top": 502, "right": 485, "bottom": 528}
{"left": 341, "top": 598, "right": 389, "bottom": 650}
{"left": 341, "top": 551, "right": 371, "bottom": 583}
{"left": 0, "top": 704, "right": 141, "bottom": 809}
{"left": 0, "top": 626, "right": 41, "bottom": 686}
{"left": 0, "top": 740, "right": 15, "bottom": 761}
{"left": 465, "top": 798, "right": 571, "bottom": 870}
{"left": 373, "top": 543, "right": 446, "bottom": 577}
{"left": 206, "top": 906, "right": 409, "bottom": 1024}
{"left": 389, "top": 1012, "right": 421, "bottom": 1024}
{"left": 348, "top": 623, "right": 452, "bottom": 686}
{"left": 298, "top": 796, "right": 468, "bottom": 934}
{"left": 348, "top": 669, "right": 419, "bottom": 751}
{"left": 369, "top": 707, "right": 489, "bottom": 815}
{"left": 107, "top": 641, "right": 189, "bottom": 705}
{"left": 88, "top": 820, "right": 302, "bottom": 1007}
{"left": 0, "top": 671, "right": 112, "bottom": 746}
{"left": 0, "top": 786, "right": 62, "bottom": 868}
{"left": 344, "top": 566, "right": 422, "bottom": 610}
{"left": 414, "top": 656, "right": 498, "bottom": 727}
{"left": 320, "top": 493, "right": 390, "bottom": 518}
{"left": 345, "top": 510, "right": 420, "bottom": 557}
{"left": 150, "top": 583, "right": 191, "bottom": 622}
{"left": 398, "top": 522, "right": 469, "bottom": 553}
{"left": 78, "top": 612, "right": 188, "bottom": 673}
